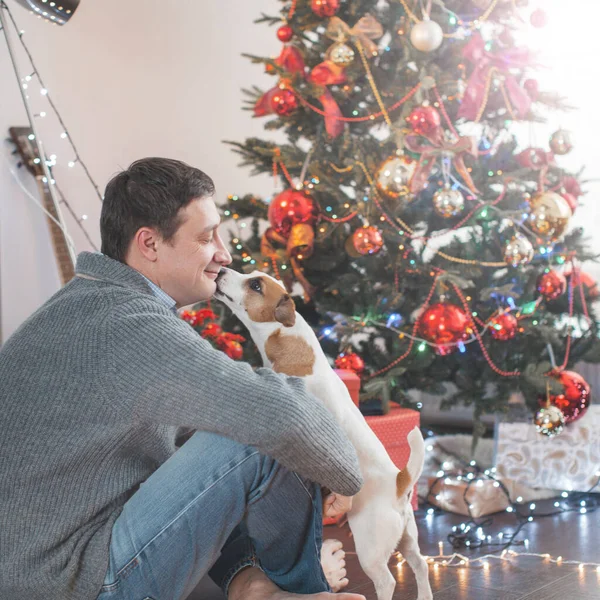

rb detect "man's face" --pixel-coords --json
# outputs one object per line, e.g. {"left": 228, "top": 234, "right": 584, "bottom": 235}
{"left": 153, "top": 197, "right": 232, "bottom": 307}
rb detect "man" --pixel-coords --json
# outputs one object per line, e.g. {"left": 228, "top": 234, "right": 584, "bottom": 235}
{"left": 0, "top": 158, "right": 366, "bottom": 600}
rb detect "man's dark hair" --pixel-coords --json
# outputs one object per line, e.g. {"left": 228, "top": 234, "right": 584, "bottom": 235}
{"left": 100, "top": 157, "right": 215, "bottom": 262}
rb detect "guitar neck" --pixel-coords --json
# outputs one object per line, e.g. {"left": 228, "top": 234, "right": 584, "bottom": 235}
{"left": 34, "top": 177, "right": 75, "bottom": 286}
{"left": 9, "top": 126, "right": 76, "bottom": 286}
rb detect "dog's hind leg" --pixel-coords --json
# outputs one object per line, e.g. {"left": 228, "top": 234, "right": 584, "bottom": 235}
{"left": 397, "top": 510, "right": 432, "bottom": 600}
{"left": 350, "top": 512, "right": 398, "bottom": 600}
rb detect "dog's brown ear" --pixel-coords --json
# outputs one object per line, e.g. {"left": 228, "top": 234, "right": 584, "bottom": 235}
{"left": 274, "top": 294, "right": 296, "bottom": 327}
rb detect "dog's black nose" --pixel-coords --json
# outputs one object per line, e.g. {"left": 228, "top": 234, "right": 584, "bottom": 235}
{"left": 215, "top": 269, "right": 225, "bottom": 282}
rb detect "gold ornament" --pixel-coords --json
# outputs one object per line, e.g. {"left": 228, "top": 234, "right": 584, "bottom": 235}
{"left": 534, "top": 405, "right": 565, "bottom": 437}
{"left": 328, "top": 42, "right": 355, "bottom": 66}
{"left": 528, "top": 191, "right": 572, "bottom": 241}
{"left": 375, "top": 156, "right": 416, "bottom": 200}
{"left": 549, "top": 129, "right": 573, "bottom": 156}
{"left": 433, "top": 186, "right": 465, "bottom": 218}
{"left": 504, "top": 233, "right": 534, "bottom": 267}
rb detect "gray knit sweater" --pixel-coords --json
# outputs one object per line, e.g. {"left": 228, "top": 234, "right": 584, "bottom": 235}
{"left": 0, "top": 252, "right": 362, "bottom": 600}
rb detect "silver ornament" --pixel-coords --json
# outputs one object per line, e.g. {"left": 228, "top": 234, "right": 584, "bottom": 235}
{"left": 433, "top": 186, "right": 465, "bottom": 218}
{"left": 410, "top": 18, "right": 444, "bottom": 52}
{"left": 549, "top": 129, "right": 573, "bottom": 156}
{"left": 534, "top": 405, "right": 565, "bottom": 437}
{"left": 504, "top": 233, "right": 534, "bottom": 267}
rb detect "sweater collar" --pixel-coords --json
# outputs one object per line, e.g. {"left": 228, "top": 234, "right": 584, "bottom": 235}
{"left": 75, "top": 251, "right": 157, "bottom": 298}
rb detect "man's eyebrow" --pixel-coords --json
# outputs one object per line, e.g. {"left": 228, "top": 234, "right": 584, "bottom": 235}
{"left": 199, "top": 222, "right": 221, "bottom": 234}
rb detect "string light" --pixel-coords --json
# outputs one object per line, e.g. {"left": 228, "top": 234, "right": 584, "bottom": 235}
{"left": 410, "top": 550, "right": 600, "bottom": 572}
{"left": 422, "top": 444, "right": 600, "bottom": 553}
{"left": 2, "top": 2, "right": 103, "bottom": 202}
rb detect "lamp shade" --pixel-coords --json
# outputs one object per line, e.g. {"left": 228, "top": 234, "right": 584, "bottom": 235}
{"left": 11, "top": 0, "right": 80, "bottom": 25}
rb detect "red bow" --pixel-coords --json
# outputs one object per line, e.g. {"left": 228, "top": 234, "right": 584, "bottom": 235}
{"left": 458, "top": 34, "right": 532, "bottom": 122}
{"left": 515, "top": 147, "right": 555, "bottom": 189}
{"left": 404, "top": 132, "right": 479, "bottom": 195}
{"left": 254, "top": 46, "right": 343, "bottom": 138}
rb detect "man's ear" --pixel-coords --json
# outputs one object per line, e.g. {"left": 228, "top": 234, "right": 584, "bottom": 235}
{"left": 274, "top": 294, "right": 296, "bottom": 327}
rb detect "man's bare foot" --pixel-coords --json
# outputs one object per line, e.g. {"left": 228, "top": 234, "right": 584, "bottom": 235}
{"left": 320, "top": 539, "right": 349, "bottom": 592}
{"left": 228, "top": 566, "right": 366, "bottom": 600}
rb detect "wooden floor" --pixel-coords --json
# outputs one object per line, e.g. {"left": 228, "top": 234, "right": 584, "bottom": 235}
{"left": 188, "top": 502, "right": 600, "bottom": 599}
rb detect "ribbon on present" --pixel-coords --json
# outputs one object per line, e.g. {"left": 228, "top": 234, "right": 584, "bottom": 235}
{"left": 325, "top": 14, "right": 383, "bottom": 56}
{"left": 261, "top": 226, "right": 316, "bottom": 301}
{"left": 255, "top": 45, "right": 344, "bottom": 138}
{"left": 404, "top": 131, "right": 479, "bottom": 194}
{"left": 458, "top": 33, "right": 532, "bottom": 122}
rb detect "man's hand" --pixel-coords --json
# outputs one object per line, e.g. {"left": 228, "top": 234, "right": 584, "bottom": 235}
{"left": 322, "top": 491, "right": 353, "bottom": 519}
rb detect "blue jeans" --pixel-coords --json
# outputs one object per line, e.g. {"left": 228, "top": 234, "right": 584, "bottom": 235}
{"left": 96, "top": 431, "right": 331, "bottom": 600}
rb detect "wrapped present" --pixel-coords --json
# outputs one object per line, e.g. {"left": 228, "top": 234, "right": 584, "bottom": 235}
{"left": 334, "top": 368, "right": 360, "bottom": 407}
{"left": 427, "top": 477, "right": 509, "bottom": 518}
{"left": 366, "top": 405, "right": 420, "bottom": 510}
{"left": 496, "top": 405, "right": 600, "bottom": 493}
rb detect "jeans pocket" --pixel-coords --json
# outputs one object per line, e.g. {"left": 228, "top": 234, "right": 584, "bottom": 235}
{"left": 99, "top": 556, "right": 140, "bottom": 593}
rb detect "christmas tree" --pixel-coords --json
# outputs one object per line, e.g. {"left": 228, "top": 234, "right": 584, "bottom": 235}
{"left": 219, "top": 0, "right": 600, "bottom": 436}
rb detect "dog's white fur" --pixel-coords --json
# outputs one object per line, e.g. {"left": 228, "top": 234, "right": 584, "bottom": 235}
{"left": 215, "top": 268, "right": 432, "bottom": 600}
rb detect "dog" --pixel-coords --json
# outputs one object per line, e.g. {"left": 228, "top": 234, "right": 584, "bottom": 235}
{"left": 215, "top": 268, "right": 432, "bottom": 600}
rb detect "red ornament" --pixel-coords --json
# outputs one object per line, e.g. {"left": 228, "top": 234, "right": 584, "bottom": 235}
{"left": 201, "top": 323, "right": 222, "bottom": 340}
{"left": 277, "top": 24, "right": 293, "bottom": 42}
{"left": 335, "top": 352, "right": 365, "bottom": 374}
{"left": 406, "top": 106, "right": 441, "bottom": 138}
{"left": 270, "top": 88, "right": 298, "bottom": 116}
{"left": 530, "top": 9, "right": 547, "bottom": 28}
{"left": 268, "top": 189, "right": 318, "bottom": 238}
{"left": 523, "top": 78, "right": 539, "bottom": 101}
{"left": 561, "top": 192, "right": 577, "bottom": 214}
{"left": 545, "top": 371, "right": 591, "bottom": 423}
{"left": 537, "top": 270, "right": 567, "bottom": 301}
{"left": 489, "top": 312, "right": 518, "bottom": 341}
{"left": 311, "top": 0, "right": 340, "bottom": 18}
{"left": 352, "top": 226, "right": 384, "bottom": 255}
{"left": 419, "top": 303, "right": 470, "bottom": 356}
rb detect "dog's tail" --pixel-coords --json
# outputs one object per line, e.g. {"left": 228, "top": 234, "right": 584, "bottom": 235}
{"left": 396, "top": 427, "right": 426, "bottom": 500}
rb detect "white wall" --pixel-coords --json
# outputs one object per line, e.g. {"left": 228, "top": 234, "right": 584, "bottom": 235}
{"left": 0, "top": 0, "right": 598, "bottom": 341}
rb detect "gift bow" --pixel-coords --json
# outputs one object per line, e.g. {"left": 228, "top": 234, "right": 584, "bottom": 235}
{"left": 254, "top": 45, "right": 344, "bottom": 138}
{"left": 261, "top": 225, "right": 316, "bottom": 300}
{"left": 404, "top": 133, "right": 479, "bottom": 195}
{"left": 326, "top": 14, "right": 383, "bottom": 57}
{"left": 458, "top": 33, "right": 532, "bottom": 122}
{"left": 515, "top": 147, "right": 555, "bottom": 189}
{"left": 254, "top": 46, "right": 305, "bottom": 117}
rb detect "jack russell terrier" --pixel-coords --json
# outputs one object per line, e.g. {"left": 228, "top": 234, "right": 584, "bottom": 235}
{"left": 215, "top": 268, "right": 432, "bottom": 600}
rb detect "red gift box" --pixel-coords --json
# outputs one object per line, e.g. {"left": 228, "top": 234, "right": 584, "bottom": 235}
{"left": 333, "top": 369, "right": 360, "bottom": 407}
{"left": 365, "top": 406, "right": 420, "bottom": 511}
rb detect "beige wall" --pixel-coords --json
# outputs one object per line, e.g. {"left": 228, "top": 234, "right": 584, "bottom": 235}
{"left": 0, "top": 0, "right": 598, "bottom": 341}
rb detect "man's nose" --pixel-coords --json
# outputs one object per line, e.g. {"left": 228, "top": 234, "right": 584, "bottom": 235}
{"left": 215, "top": 242, "right": 232, "bottom": 266}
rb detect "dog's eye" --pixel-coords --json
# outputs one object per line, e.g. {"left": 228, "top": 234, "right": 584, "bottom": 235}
{"left": 249, "top": 278, "right": 262, "bottom": 293}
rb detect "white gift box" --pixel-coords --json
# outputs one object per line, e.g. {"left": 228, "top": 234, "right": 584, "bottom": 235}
{"left": 495, "top": 405, "right": 600, "bottom": 493}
